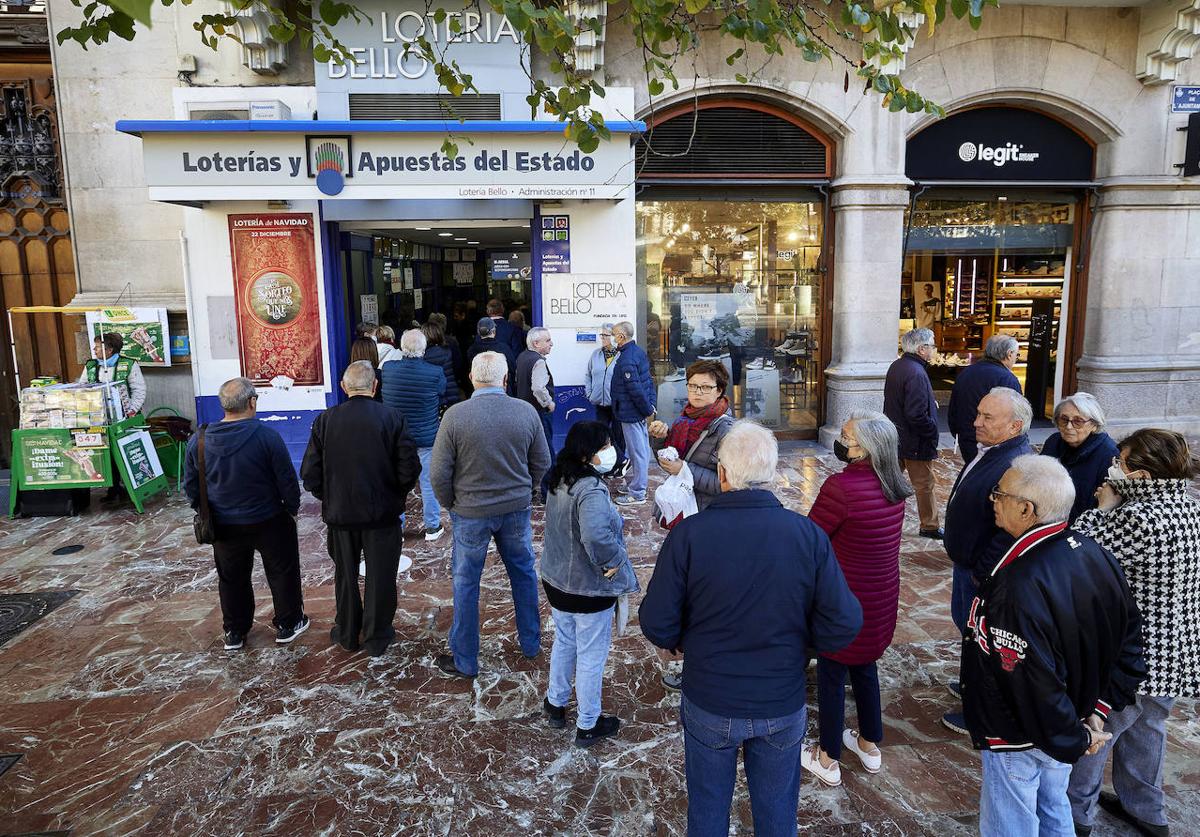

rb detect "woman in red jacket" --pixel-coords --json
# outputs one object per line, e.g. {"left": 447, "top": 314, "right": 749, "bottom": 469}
{"left": 801, "top": 411, "right": 911, "bottom": 787}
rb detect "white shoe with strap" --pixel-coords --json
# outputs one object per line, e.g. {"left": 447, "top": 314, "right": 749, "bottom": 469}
{"left": 843, "top": 729, "right": 881, "bottom": 773}
{"left": 800, "top": 745, "right": 842, "bottom": 787}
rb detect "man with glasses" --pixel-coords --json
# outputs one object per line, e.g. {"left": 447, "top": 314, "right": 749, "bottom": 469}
{"left": 941, "top": 386, "right": 1034, "bottom": 735}
{"left": 947, "top": 334, "right": 1021, "bottom": 467}
{"left": 884, "top": 328, "right": 943, "bottom": 539}
{"left": 963, "top": 454, "right": 1145, "bottom": 837}
{"left": 584, "top": 323, "right": 626, "bottom": 478}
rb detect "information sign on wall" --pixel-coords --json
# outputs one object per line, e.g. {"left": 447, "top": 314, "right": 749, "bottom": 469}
{"left": 540, "top": 214, "right": 571, "bottom": 274}
{"left": 541, "top": 273, "right": 635, "bottom": 329}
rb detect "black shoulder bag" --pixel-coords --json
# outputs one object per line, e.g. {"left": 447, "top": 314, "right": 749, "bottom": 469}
{"left": 193, "top": 424, "right": 216, "bottom": 545}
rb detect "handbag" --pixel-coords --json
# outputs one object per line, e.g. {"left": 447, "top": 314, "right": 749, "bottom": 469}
{"left": 192, "top": 424, "right": 217, "bottom": 545}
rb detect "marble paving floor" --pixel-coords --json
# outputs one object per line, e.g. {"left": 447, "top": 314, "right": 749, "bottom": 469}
{"left": 0, "top": 444, "right": 1196, "bottom": 836}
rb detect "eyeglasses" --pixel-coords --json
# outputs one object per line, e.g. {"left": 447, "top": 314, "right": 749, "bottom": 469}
{"left": 1055, "top": 415, "right": 1093, "bottom": 429}
{"left": 686, "top": 383, "right": 719, "bottom": 394}
{"left": 989, "top": 484, "right": 1038, "bottom": 515}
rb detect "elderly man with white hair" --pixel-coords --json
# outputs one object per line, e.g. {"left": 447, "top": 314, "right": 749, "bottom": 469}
{"left": 883, "top": 328, "right": 943, "bottom": 539}
{"left": 963, "top": 454, "right": 1146, "bottom": 837}
{"left": 515, "top": 326, "right": 556, "bottom": 501}
{"left": 430, "top": 351, "right": 551, "bottom": 679}
{"left": 947, "top": 333, "right": 1022, "bottom": 467}
{"left": 941, "top": 385, "right": 1035, "bottom": 735}
{"left": 640, "top": 420, "right": 863, "bottom": 836}
{"left": 302, "top": 360, "right": 420, "bottom": 656}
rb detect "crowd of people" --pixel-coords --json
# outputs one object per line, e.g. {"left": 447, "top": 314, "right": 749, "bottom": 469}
{"left": 181, "top": 319, "right": 1199, "bottom": 837}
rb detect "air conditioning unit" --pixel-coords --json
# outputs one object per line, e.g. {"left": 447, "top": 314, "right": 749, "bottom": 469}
{"left": 186, "top": 100, "right": 291, "bottom": 121}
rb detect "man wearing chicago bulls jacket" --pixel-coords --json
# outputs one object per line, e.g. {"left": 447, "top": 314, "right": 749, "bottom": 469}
{"left": 962, "top": 455, "right": 1146, "bottom": 837}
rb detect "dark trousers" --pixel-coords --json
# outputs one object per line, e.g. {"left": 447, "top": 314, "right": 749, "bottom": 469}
{"left": 538, "top": 411, "right": 555, "bottom": 499}
{"left": 212, "top": 513, "right": 303, "bottom": 634}
{"left": 816, "top": 657, "right": 883, "bottom": 759}
{"left": 594, "top": 404, "right": 626, "bottom": 467}
{"left": 327, "top": 522, "right": 402, "bottom": 654}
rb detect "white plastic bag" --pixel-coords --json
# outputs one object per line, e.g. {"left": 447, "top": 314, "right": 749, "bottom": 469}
{"left": 654, "top": 461, "right": 699, "bottom": 529}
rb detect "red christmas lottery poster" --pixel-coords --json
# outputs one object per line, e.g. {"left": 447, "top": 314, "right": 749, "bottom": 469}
{"left": 228, "top": 213, "right": 324, "bottom": 386}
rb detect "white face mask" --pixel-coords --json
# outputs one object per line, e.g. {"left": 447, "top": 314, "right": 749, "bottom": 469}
{"left": 1107, "top": 462, "right": 1128, "bottom": 483}
{"left": 594, "top": 445, "right": 618, "bottom": 474}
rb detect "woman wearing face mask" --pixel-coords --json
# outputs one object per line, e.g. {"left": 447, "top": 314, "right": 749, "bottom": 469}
{"left": 647, "top": 359, "right": 734, "bottom": 511}
{"left": 539, "top": 420, "right": 640, "bottom": 747}
{"left": 1067, "top": 429, "right": 1200, "bottom": 837}
{"left": 1039, "top": 392, "right": 1118, "bottom": 523}
{"left": 800, "top": 411, "right": 912, "bottom": 787}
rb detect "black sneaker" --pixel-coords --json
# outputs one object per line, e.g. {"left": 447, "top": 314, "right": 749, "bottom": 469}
{"left": 1074, "top": 823, "right": 1093, "bottom": 837}
{"left": 575, "top": 715, "right": 620, "bottom": 748}
{"left": 543, "top": 697, "right": 566, "bottom": 729}
{"left": 947, "top": 680, "right": 963, "bottom": 700}
{"left": 276, "top": 614, "right": 310, "bottom": 644}
{"left": 919, "top": 527, "right": 945, "bottom": 540}
{"left": 661, "top": 670, "right": 682, "bottom": 690}
{"left": 435, "top": 653, "right": 474, "bottom": 679}
{"left": 941, "top": 711, "right": 969, "bottom": 735}
{"left": 223, "top": 631, "right": 245, "bottom": 651}
{"left": 1098, "top": 791, "right": 1169, "bottom": 836}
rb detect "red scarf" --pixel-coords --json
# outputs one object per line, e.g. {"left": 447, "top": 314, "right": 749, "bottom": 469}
{"left": 665, "top": 397, "right": 730, "bottom": 458}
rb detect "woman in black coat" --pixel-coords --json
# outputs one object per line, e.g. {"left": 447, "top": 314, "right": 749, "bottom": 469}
{"left": 1039, "top": 391, "right": 1118, "bottom": 523}
{"left": 421, "top": 321, "right": 462, "bottom": 408}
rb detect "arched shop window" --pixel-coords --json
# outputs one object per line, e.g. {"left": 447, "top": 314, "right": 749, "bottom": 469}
{"left": 902, "top": 106, "right": 1096, "bottom": 421}
{"left": 635, "top": 100, "right": 834, "bottom": 438}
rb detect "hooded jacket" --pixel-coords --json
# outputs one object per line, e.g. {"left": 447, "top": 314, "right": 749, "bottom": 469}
{"left": 184, "top": 417, "right": 300, "bottom": 526}
{"left": 962, "top": 522, "right": 1146, "bottom": 764}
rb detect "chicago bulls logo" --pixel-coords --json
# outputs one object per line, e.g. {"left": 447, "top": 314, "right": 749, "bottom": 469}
{"left": 989, "top": 626, "right": 1029, "bottom": 672}
{"left": 997, "top": 646, "right": 1023, "bottom": 672}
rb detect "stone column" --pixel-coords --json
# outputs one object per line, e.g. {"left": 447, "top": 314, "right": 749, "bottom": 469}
{"left": 819, "top": 176, "right": 910, "bottom": 447}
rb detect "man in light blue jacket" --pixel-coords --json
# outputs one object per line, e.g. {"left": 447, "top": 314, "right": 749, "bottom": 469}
{"left": 583, "top": 324, "right": 626, "bottom": 476}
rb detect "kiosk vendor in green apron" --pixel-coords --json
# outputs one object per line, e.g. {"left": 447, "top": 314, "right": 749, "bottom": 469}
{"left": 79, "top": 331, "right": 147, "bottom": 418}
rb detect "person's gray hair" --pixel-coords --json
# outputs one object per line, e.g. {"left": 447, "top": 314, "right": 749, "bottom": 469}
{"left": 343, "top": 360, "right": 376, "bottom": 393}
{"left": 218, "top": 377, "right": 257, "bottom": 413}
{"left": 1054, "top": 391, "right": 1107, "bottom": 431}
{"left": 847, "top": 411, "right": 914, "bottom": 504}
{"left": 984, "top": 334, "right": 1019, "bottom": 363}
{"left": 600, "top": 322, "right": 615, "bottom": 335}
{"left": 717, "top": 420, "right": 778, "bottom": 490}
{"left": 613, "top": 321, "right": 635, "bottom": 339}
{"left": 901, "top": 328, "right": 934, "bottom": 354}
{"left": 1005, "top": 454, "right": 1075, "bottom": 525}
{"left": 400, "top": 328, "right": 427, "bottom": 358}
{"left": 986, "top": 386, "right": 1033, "bottom": 435}
{"left": 527, "top": 326, "right": 551, "bottom": 351}
{"left": 471, "top": 351, "right": 508, "bottom": 387}
{"left": 476, "top": 316, "right": 497, "bottom": 338}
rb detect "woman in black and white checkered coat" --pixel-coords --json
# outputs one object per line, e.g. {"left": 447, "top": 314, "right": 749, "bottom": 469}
{"left": 1066, "top": 428, "right": 1200, "bottom": 837}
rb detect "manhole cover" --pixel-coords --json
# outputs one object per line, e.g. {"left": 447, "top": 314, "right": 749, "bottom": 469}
{"left": 0, "top": 591, "right": 80, "bottom": 648}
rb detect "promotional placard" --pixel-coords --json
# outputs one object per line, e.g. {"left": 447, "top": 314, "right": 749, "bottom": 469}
{"left": 227, "top": 213, "right": 324, "bottom": 386}
{"left": 540, "top": 214, "right": 571, "bottom": 274}
{"left": 85, "top": 307, "right": 171, "bottom": 367}
{"left": 16, "top": 431, "right": 108, "bottom": 486}
{"left": 115, "top": 429, "right": 164, "bottom": 490}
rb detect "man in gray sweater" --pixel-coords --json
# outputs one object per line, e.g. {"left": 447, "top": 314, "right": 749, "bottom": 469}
{"left": 430, "top": 351, "right": 551, "bottom": 678}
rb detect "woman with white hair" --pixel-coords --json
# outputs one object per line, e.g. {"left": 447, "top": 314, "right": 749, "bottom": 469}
{"left": 802, "top": 411, "right": 912, "bottom": 786}
{"left": 1039, "top": 391, "right": 1119, "bottom": 523}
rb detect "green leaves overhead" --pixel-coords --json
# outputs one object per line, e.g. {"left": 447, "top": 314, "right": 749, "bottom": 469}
{"left": 56, "top": 0, "right": 990, "bottom": 147}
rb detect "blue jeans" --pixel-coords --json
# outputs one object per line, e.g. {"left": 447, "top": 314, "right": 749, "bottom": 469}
{"left": 417, "top": 446, "right": 441, "bottom": 531}
{"left": 980, "top": 748, "right": 1074, "bottom": 837}
{"left": 1067, "top": 695, "right": 1174, "bottom": 827}
{"left": 547, "top": 605, "right": 614, "bottom": 730}
{"left": 816, "top": 657, "right": 882, "bottom": 759}
{"left": 951, "top": 564, "right": 977, "bottom": 635}
{"left": 680, "top": 694, "right": 806, "bottom": 837}
{"left": 621, "top": 419, "right": 650, "bottom": 500}
{"left": 448, "top": 509, "right": 541, "bottom": 675}
{"left": 539, "top": 411, "right": 554, "bottom": 499}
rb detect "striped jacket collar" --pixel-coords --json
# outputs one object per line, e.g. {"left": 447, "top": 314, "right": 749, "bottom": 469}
{"left": 990, "top": 520, "right": 1070, "bottom": 578}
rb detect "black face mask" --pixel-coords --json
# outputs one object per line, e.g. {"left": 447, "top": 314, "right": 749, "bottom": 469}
{"left": 833, "top": 440, "right": 855, "bottom": 463}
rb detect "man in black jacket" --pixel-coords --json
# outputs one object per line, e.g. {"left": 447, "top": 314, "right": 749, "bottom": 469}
{"left": 947, "top": 334, "right": 1021, "bottom": 467}
{"left": 964, "top": 454, "right": 1145, "bottom": 837}
{"left": 301, "top": 361, "right": 420, "bottom": 655}
{"left": 883, "top": 328, "right": 942, "bottom": 538}
{"left": 465, "top": 316, "right": 517, "bottom": 394}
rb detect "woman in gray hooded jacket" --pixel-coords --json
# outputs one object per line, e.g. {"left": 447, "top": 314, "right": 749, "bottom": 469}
{"left": 540, "top": 420, "right": 639, "bottom": 748}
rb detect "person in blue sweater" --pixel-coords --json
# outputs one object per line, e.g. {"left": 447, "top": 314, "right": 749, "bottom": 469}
{"left": 1039, "top": 392, "right": 1119, "bottom": 524}
{"left": 609, "top": 321, "right": 656, "bottom": 506}
{"left": 381, "top": 328, "right": 447, "bottom": 541}
{"left": 640, "top": 420, "right": 862, "bottom": 837}
{"left": 184, "top": 377, "right": 308, "bottom": 651}
{"left": 941, "top": 386, "right": 1033, "bottom": 735}
{"left": 947, "top": 335, "right": 1021, "bottom": 467}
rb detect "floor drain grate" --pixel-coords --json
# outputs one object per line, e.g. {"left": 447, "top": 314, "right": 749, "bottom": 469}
{"left": 0, "top": 591, "right": 80, "bottom": 648}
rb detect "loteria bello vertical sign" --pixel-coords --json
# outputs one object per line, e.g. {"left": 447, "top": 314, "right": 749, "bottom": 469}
{"left": 228, "top": 213, "right": 324, "bottom": 387}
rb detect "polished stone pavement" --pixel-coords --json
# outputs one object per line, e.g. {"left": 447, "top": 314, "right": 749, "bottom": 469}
{"left": 0, "top": 444, "right": 1195, "bottom": 835}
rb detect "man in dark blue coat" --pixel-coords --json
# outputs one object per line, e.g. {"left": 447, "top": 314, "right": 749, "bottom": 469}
{"left": 883, "top": 328, "right": 942, "bottom": 538}
{"left": 640, "top": 420, "right": 862, "bottom": 836}
{"left": 941, "top": 386, "right": 1034, "bottom": 735}
{"left": 609, "top": 320, "right": 656, "bottom": 506}
{"left": 470, "top": 298, "right": 525, "bottom": 359}
{"left": 948, "top": 334, "right": 1021, "bottom": 467}
{"left": 465, "top": 317, "right": 517, "bottom": 395}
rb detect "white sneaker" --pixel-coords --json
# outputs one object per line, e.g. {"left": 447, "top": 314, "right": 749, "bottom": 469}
{"left": 397, "top": 554, "right": 413, "bottom": 573}
{"left": 424, "top": 526, "right": 445, "bottom": 542}
{"left": 801, "top": 745, "right": 842, "bottom": 787}
{"left": 843, "top": 729, "right": 881, "bottom": 773}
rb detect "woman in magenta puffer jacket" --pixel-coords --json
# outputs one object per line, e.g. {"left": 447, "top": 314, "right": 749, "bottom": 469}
{"left": 801, "top": 411, "right": 911, "bottom": 787}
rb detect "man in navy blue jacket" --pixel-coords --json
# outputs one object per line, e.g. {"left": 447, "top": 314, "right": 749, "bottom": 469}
{"left": 941, "top": 386, "right": 1033, "bottom": 735}
{"left": 640, "top": 421, "right": 862, "bottom": 837}
{"left": 185, "top": 377, "right": 308, "bottom": 652}
{"left": 883, "top": 329, "right": 942, "bottom": 539}
{"left": 470, "top": 298, "right": 525, "bottom": 360}
{"left": 610, "top": 321, "right": 656, "bottom": 506}
{"left": 947, "top": 335, "right": 1021, "bottom": 467}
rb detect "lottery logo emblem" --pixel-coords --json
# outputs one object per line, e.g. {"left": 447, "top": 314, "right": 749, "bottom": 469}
{"left": 314, "top": 141, "right": 346, "bottom": 196}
